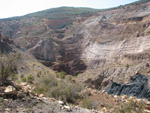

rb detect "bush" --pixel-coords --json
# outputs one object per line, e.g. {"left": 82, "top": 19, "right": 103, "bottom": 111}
{"left": 35, "top": 74, "right": 83, "bottom": 104}
{"left": 59, "top": 71, "right": 66, "bottom": 79}
{"left": 0, "top": 53, "right": 17, "bottom": 85}
{"left": 26, "top": 75, "right": 34, "bottom": 84}
{"left": 55, "top": 71, "right": 66, "bottom": 79}
{"left": 35, "top": 75, "right": 58, "bottom": 95}
{"left": 81, "top": 98, "right": 93, "bottom": 109}
{"left": 115, "top": 99, "right": 145, "bottom": 113}
{"left": 50, "top": 82, "right": 83, "bottom": 103}
{"left": 126, "top": 64, "right": 129, "bottom": 69}
{"left": 21, "top": 77, "right": 26, "bottom": 82}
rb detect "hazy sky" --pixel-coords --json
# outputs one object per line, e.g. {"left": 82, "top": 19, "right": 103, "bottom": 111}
{"left": 0, "top": 0, "right": 138, "bottom": 19}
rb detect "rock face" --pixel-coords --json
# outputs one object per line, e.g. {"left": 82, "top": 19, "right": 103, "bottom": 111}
{"left": 30, "top": 38, "right": 56, "bottom": 61}
{"left": 106, "top": 74, "right": 150, "bottom": 100}
{"left": 80, "top": 3, "right": 150, "bottom": 68}
{"left": 1, "top": 2, "right": 150, "bottom": 77}
{"left": 0, "top": 35, "right": 13, "bottom": 53}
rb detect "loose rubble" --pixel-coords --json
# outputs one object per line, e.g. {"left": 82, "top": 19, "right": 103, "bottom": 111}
{"left": 0, "top": 82, "right": 103, "bottom": 113}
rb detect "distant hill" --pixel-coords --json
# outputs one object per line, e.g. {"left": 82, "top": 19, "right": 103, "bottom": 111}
{"left": 24, "top": 7, "right": 100, "bottom": 19}
{"left": 1, "top": 7, "right": 100, "bottom": 21}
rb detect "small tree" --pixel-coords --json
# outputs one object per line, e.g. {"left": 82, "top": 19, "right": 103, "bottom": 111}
{"left": 0, "top": 54, "right": 17, "bottom": 86}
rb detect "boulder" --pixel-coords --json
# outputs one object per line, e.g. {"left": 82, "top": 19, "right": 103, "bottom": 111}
{"left": 58, "top": 100, "right": 64, "bottom": 105}
{"left": 4, "top": 86, "right": 17, "bottom": 95}
{"left": 39, "top": 94, "right": 44, "bottom": 98}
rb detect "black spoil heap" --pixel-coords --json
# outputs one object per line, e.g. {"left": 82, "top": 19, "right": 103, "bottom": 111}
{"left": 105, "top": 74, "right": 150, "bottom": 100}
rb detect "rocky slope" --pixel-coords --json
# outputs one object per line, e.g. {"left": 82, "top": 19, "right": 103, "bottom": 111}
{"left": 1, "top": 1, "right": 150, "bottom": 88}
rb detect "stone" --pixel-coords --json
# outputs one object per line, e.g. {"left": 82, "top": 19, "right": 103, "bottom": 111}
{"left": 22, "top": 87, "right": 29, "bottom": 94}
{"left": 39, "top": 94, "right": 44, "bottom": 98}
{"left": 129, "top": 96, "right": 136, "bottom": 100}
{"left": 144, "top": 109, "right": 150, "bottom": 113}
{"left": 101, "top": 90, "right": 106, "bottom": 94}
{"left": 136, "top": 99, "right": 142, "bottom": 104}
{"left": 58, "top": 101, "right": 64, "bottom": 105}
{"left": 144, "top": 99, "right": 150, "bottom": 105}
{"left": 5, "top": 108, "right": 10, "bottom": 111}
{"left": 64, "top": 105, "right": 71, "bottom": 111}
{"left": 114, "top": 95, "right": 119, "bottom": 99}
{"left": 102, "top": 107, "right": 107, "bottom": 112}
{"left": 100, "top": 104, "right": 105, "bottom": 108}
{"left": 121, "top": 95, "right": 128, "bottom": 100}
{"left": 4, "top": 86, "right": 17, "bottom": 95}
{"left": 144, "top": 106, "right": 150, "bottom": 110}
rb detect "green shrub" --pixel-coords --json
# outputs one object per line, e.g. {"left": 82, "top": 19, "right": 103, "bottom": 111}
{"left": 26, "top": 75, "right": 34, "bottom": 84}
{"left": 126, "top": 64, "right": 129, "bottom": 69}
{"left": 0, "top": 53, "right": 17, "bottom": 85}
{"left": 76, "top": 73, "right": 80, "bottom": 78}
{"left": 81, "top": 98, "right": 93, "bottom": 109}
{"left": 35, "top": 74, "right": 83, "bottom": 104}
{"left": 20, "top": 74, "right": 26, "bottom": 82}
{"left": 21, "top": 77, "right": 26, "bottom": 82}
{"left": 59, "top": 71, "right": 66, "bottom": 79}
{"left": 115, "top": 99, "right": 145, "bottom": 113}
{"left": 35, "top": 75, "right": 58, "bottom": 95}
{"left": 55, "top": 71, "right": 66, "bottom": 79}
{"left": 50, "top": 82, "right": 83, "bottom": 103}
{"left": 66, "top": 75, "right": 73, "bottom": 81}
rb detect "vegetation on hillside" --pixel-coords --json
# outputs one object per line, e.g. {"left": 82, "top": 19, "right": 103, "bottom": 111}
{"left": 1, "top": 0, "right": 150, "bottom": 22}
{"left": 0, "top": 7, "right": 100, "bottom": 22}
{"left": 34, "top": 72, "right": 84, "bottom": 104}
{"left": 24, "top": 7, "right": 100, "bottom": 19}
{"left": 0, "top": 53, "right": 20, "bottom": 85}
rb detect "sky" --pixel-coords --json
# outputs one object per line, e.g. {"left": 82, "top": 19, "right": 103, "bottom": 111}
{"left": 0, "top": 0, "right": 139, "bottom": 19}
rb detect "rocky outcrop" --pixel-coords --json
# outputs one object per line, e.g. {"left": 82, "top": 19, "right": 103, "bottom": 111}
{"left": 0, "top": 83, "right": 103, "bottom": 113}
{"left": 30, "top": 38, "right": 56, "bottom": 61}
{"left": 53, "top": 59, "right": 87, "bottom": 76}
{"left": 106, "top": 74, "right": 150, "bottom": 100}
{"left": 0, "top": 34, "right": 13, "bottom": 53}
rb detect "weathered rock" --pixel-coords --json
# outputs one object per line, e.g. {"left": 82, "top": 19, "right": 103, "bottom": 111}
{"left": 20, "top": 82, "right": 27, "bottom": 86}
{"left": 64, "top": 105, "right": 71, "bottom": 111}
{"left": 58, "top": 101, "right": 64, "bottom": 105}
{"left": 106, "top": 74, "right": 150, "bottom": 100}
{"left": 53, "top": 58, "right": 87, "bottom": 76}
{"left": 39, "top": 94, "right": 44, "bottom": 98}
{"left": 30, "top": 38, "right": 56, "bottom": 61}
{"left": 4, "top": 86, "right": 17, "bottom": 95}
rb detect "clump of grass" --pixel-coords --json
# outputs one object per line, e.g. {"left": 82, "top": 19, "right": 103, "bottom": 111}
{"left": 55, "top": 71, "right": 66, "bottom": 79}
{"left": 26, "top": 75, "right": 34, "bottom": 84}
{"left": 114, "top": 99, "right": 145, "bottom": 113}
{"left": 59, "top": 71, "right": 66, "bottom": 79}
{"left": 81, "top": 98, "right": 99, "bottom": 109}
{"left": 126, "top": 64, "right": 129, "bottom": 69}
{"left": 20, "top": 74, "right": 26, "bottom": 82}
{"left": 81, "top": 98, "right": 93, "bottom": 109}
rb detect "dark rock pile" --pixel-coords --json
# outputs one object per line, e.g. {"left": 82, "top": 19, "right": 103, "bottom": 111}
{"left": 106, "top": 74, "right": 150, "bottom": 100}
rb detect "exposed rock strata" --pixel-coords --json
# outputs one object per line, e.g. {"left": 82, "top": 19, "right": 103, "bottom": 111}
{"left": 106, "top": 74, "right": 150, "bottom": 100}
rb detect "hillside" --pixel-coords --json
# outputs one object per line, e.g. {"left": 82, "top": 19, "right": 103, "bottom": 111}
{"left": 1, "top": 0, "right": 150, "bottom": 112}
{"left": 0, "top": 0, "right": 150, "bottom": 79}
